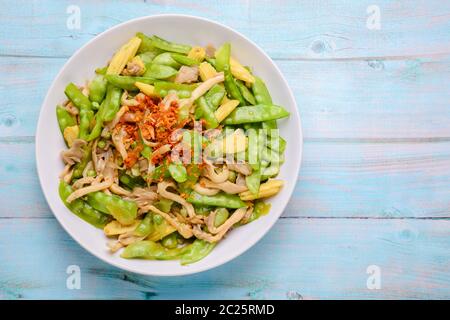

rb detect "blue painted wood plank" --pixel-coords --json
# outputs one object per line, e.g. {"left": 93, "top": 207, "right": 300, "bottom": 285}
{"left": 1, "top": 141, "right": 450, "bottom": 219}
{"left": 1, "top": 55, "right": 450, "bottom": 138}
{"left": 0, "top": 218, "right": 448, "bottom": 299}
{"left": 0, "top": 0, "right": 449, "bottom": 59}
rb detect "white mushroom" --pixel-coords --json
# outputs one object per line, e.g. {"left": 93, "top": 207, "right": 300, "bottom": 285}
{"left": 226, "top": 160, "right": 252, "bottom": 176}
{"left": 204, "top": 161, "right": 229, "bottom": 184}
{"left": 157, "top": 181, "right": 196, "bottom": 218}
{"left": 199, "top": 178, "right": 248, "bottom": 194}
{"left": 148, "top": 205, "right": 193, "bottom": 239}
{"left": 111, "top": 127, "right": 128, "bottom": 161}
{"left": 60, "top": 139, "right": 87, "bottom": 165}
{"left": 66, "top": 179, "right": 113, "bottom": 203}
{"left": 125, "top": 187, "right": 158, "bottom": 208}
{"left": 179, "top": 72, "right": 224, "bottom": 108}
{"left": 193, "top": 183, "right": 220, "bottom": 196}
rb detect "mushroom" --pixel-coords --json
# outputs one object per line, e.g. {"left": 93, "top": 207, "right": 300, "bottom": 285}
{"left": 199, "top": 178, "right": 248, "bottom": 194}
{"left": 157, "top": 181, "right": 196, "bottom": 218}
{"left": 125, "top": 187, "right": 158, "bottom": 208}
{"left": 179, "top": 72, "right": 224, "bottom": 108}
{"left": 148, "top": 205, "right": 193, "bottom": 239}
{"left": 66, "top": 178, "right": 113, "bottom": 203}
{"left": 111, "top": 127, "right": 128, "bottom": 161}
{"left": 226, "top": 160, "right": 252, "bottom": 176}
{"left": 60, "top": 139, "right": 87, "bottom": 165}
{"left": 193, "top": 183, "right": 220, "bottom": 196}
{"left": 203, "top": 161, "right": 229, "bottom": 184}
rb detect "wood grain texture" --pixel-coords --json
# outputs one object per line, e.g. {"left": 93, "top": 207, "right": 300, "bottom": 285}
{"left": 0, "top": 0, "right": 449, "bottom": 299}
{"left": 0, "top": 218, "right": 448, "bottom": 299}
{"left": 1, "top": 55, "right": 450, "bottom": 139}
{"left": 2, "top": 141, "right": 450, "bottom": 219}
{"left": 0, "top": 0, "right": 449, "bottom": 59}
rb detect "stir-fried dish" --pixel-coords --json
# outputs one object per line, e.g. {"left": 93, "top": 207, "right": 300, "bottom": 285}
{"left": 57, "top": 33, "right": 289, "bottom": 265}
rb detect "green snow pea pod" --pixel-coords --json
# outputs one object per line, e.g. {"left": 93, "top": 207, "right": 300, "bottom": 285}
{"left": 225, "top": 70, "right": 245, "bottom": 105}
{"left": 152, "top": 163, "right": 172, "bottom": 180}
{"left": 205, "top": 84, "right": 226, "bottom": 109}
{"left": 88, "top": 74, "right": 107, "bottom": 103}
{"left": 193, "top": 204, "right": 213, "bottom": 215}
{"left": 171, "top": 53, "right": 199, "bottom": 66}
{"left": 144, "top": 64, "right": 178, "bottom": 80}
{"left": 161, "top": 233, "right": 178, "bottom": 249}
{"left": 119, "top": 173, "right": 146, "bottom": 190}
{"left": 136, "top": 32, "right": 163, "bottom": 55}
{"left": 137, "top": 51, "right": 161, "bottom": 64}
{"left": 223, "top": 105, "right": 289, "bottom": 125}
{"left": 133, "top": 213, "right": 154, "bottom": 237}
{"left": 152, "top": 52, "right": 181, "bottom": 69}
{"left": 95, "top": 66, "right": 107, "bottom": 75}
{"left": 59, "top": 180, "right": 110, "bottom": 228}
{"left": 155, "top": 198, "right": 173, "bottom": 213}
{"left": 102, "top": 84, "right": 122, "bottom": 122}
{"left": 247, "top": 128, "right": 260, "bottom": 170}
{"left": 168, "top": 163, "right": 188, "bottom": 183}
{"left": 214, "top": 43, "right": 230, "bottom": 72}
{"left": 121, "top": 240, "right": 184, "bottom": 260}
{"left": 72, "top": 143, "right": 92, "bottom": 179}
{"left": 64, "top": 83, "right": 92, "bottom": 111}
{"left": 214, "top": 208, "right": 229, "bottom": 227}
{"left": 86, "top": 191, "right": 137, "bottom": 225}
{"left": 197, "top": 96, "right": 219, "bottom": 129}
{"left": 243, "top": 201, "right": 271, "bottom": 224}
{"left": 141, "top": 145, "right": 152, "bottom": 160}
{"left": 187, "top": 192, "right": 246, "bottom": 209}
{"left": 252, "top": 76, "right": 276, "bottom": 130}
{"left": 56, "top": 105, "right": 76, "bottom": 134}
{"left": 151, "top": 35, "right": 191, "bottom": 54}
{"left": 78, "top": 109, "right": 94, "bottom": 140}
{"left": 153, "top": 81, "right": 197, "bottom": 97}
{"left": 236, "top": 80, "right": 256, "bottom": 105}
{"left": 105, "top": 74, "right": 155, "bottom": 91}
{"left": 180, "top": 239, "right": 216, "bottom": 265}
{"left": 246, "top": 169, "right": 261, "bottom": 195}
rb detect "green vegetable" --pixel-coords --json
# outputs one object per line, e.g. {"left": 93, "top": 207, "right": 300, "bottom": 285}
{"left": 121, "top": 240, "right": 184, "bottom": 260}
{"left": 72, "top": 142, "right": 92, "bottom": 179}
{"left": 152, "top": 52, "right": 181, "bottom": 69}
{"left": 141, "top": 145, "right": 152, "bottom": 160}
{"left": 88, "top": 74, "right": 107, "bottom": 103}
{"left": 197, "top": 96, "right": 219, "bottom": 129}
{"left": 78, "top": 109, "right": 94, "bottom": 140}
{"left": 138, "top": 51, "right": 160, "bottom": 64}
{"left": 86, "top": 191, "right": 138, "bottom": 225}
{"left": 168, "top": 163, "right": 188, "bottom": 183}
{"left": 153, "top": 214, "right": 164, "bottom": 225}
{"left": 153, "top": 81, "right": 197, "bottom": 97}
{"left": 214, "top": 208, "right": 229, "bottom": 227}
{"left": 252, "top": 76, "right": 276, "bottom": 130}
{"left": 223, "top": 105, "right": 289, "bottom": 125}
{"left": 64, "top": 83, "right": 92, "bottom": 111}
{"left": 151, "top": 35, "right": 191, "bottom": 54}
{"left": 144, "top": 64, "right": 178, "bottom": 79}
{"left": 136, "top": 32, "right": 162, "bottom": 55}
{"left": 134, "top": 213, "right": 154, "bottom": 237}
{"left": 155, "top": 198, "right": 173, "bottom": 213}
{"left": 236, "top": 80, "right": 256, "bottom": 105}
{"left": 244, "top": 201, "right": 271, "bottom": 224}
{"left": 180, "top": 239, "right": 216, "bottom": 265}
{"left": 161, "top": 233, "right": 178, "bottom": 249}
{"left": 119, "top": 173, "right": 146, "bottom": 190}
{"left": 187, "top": 192, "right": 246, "bottom": 209}
{"left": 105, "top": 74, "right": 155, "bottom": 91}
{"left": 246, "top": 169, "right": 261, "bottom": 195}
{"left": 205, "top": 84, "right": 226, "bottom": 109}
{"left": 171, "top": 53, "right": 199, "bottom": 66}
{"left": 56, "top": 105, "right": 76, "bottom": 134}
{"left": 59, "top": 181, "right": 110, "bottom": 228}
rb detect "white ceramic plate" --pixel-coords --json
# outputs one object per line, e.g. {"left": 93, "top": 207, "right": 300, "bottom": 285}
{"left": 36, "top": 14, "right": 302, "bottom": 276}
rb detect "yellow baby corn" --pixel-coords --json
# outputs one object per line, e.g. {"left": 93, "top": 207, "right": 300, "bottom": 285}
{"left": 63, "top": 125, "right": 79, "bottom": 147}
{"left": 107, "top": 36, "right": 142, "bottom": 75}
{"left": 215, "top": 99, "right": 239, "bottom": 122}
{"left": 104, "top": 220, "right": 141, "bottom": 236}
{"left": 230, "top": 57, "right": 255, "bottom": 83}
{"left": 135, "top": 82, "right": 156, "bottom": 97}
{"left": 240, "top": 180, "right": 284, "bottom": 200}
{"left": 188, "top": 46, "right": 206, "bottom": 62}
{"left": 199, "top": 62, "right": 218, "bottom": 81}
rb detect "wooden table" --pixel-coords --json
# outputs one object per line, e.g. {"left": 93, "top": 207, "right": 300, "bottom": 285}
{"left": 0, "top": 0, "right": 449, "bottom": 299}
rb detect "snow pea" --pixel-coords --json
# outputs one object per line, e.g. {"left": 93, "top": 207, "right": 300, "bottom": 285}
{"left": 133, "top": 213, "right": 154, "bottom": 237}
{"left": 105, "top": 74, "right": 155, "bottom": 91}
{"left": 59, "top": 180, "right": 110, "bottom": 228}
{"left": 144, "top": 64, "right": 178, "bottom": 79}
{"left": 121, "top": 240, "right": 184, "bottom": 260}
{"left": 88, "top": 74, "right": 107, "bottom": 103}
{"left": 119, "top": 173, "right": 146, "bottom": 190}
{"left": 187, "top": 192, "right": 246, "bottom": 209}
{"left": 153, "top": 81, "right": 197, "bottom": 98}
{"left": 86, "top": 191, "right": 138, "bottom": 225}
{"left": 95, "top": 66, "right": 107, "bottom": 75}
{"left": 214, "top": 43, "right": 245, "bottom": 105}
{"left": 72, "top": 143, "right": 92, "bottom": 179}
{"left": 151, "top": 35, "right": 191, "bottom": 54}
{"left": 78, "top": 109, "right": 94, "bottom": 140}
{"left": 197, "top": 96, "right": 219, "bottom": 129}
{"left": 252, "top": 77, "right": 276, "bottom": 130}
{"left": 247, "top": 128, "right": 260, "bottom": 170}
{"left": 168, "top": 163, "right": 188, "bottom": 183}
{"left": 155, "top": 198, "right": 173, "bottom": 213}
{"left": 137, "top": 50, "right": 161, "bottom": 64}
{"left": 223, "top": 105, "right": 289, "bottom": 125}
{"left": 244, "top": 201, "right": 271, "bottom": 224}
{"left": 214, "top": 208, "right": 229, "bottom": 227}
{"left": 152, "top": 52, "right": 181, "bottom": 69}
{"left": 180, "top": 239, "right": 216, "bottom": 265}
{"left": 161, "top": 233, "right": 178, "bottom": 249}
{"left": 246, "top": 169, "right": 261, "bottom": 195}
{"left": 152, "top": 163, "right": 171, "bottom": 180}
{"left": 236, "top": 80, "right": 256, "bottom": 105}
{"left": 56, "top": 105, "right": 76, "bottom": 134}
{"left": 205, "top": 84, "right": 226, "bottom": 109}
{"left": 171, "top": 53, "right": 199, "bottom": 66}
{"left": 141, "top": 145, "right": 152, "bottom": 160}
{"left": 64, "top": 83, "right": 92, "bottom": 111}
